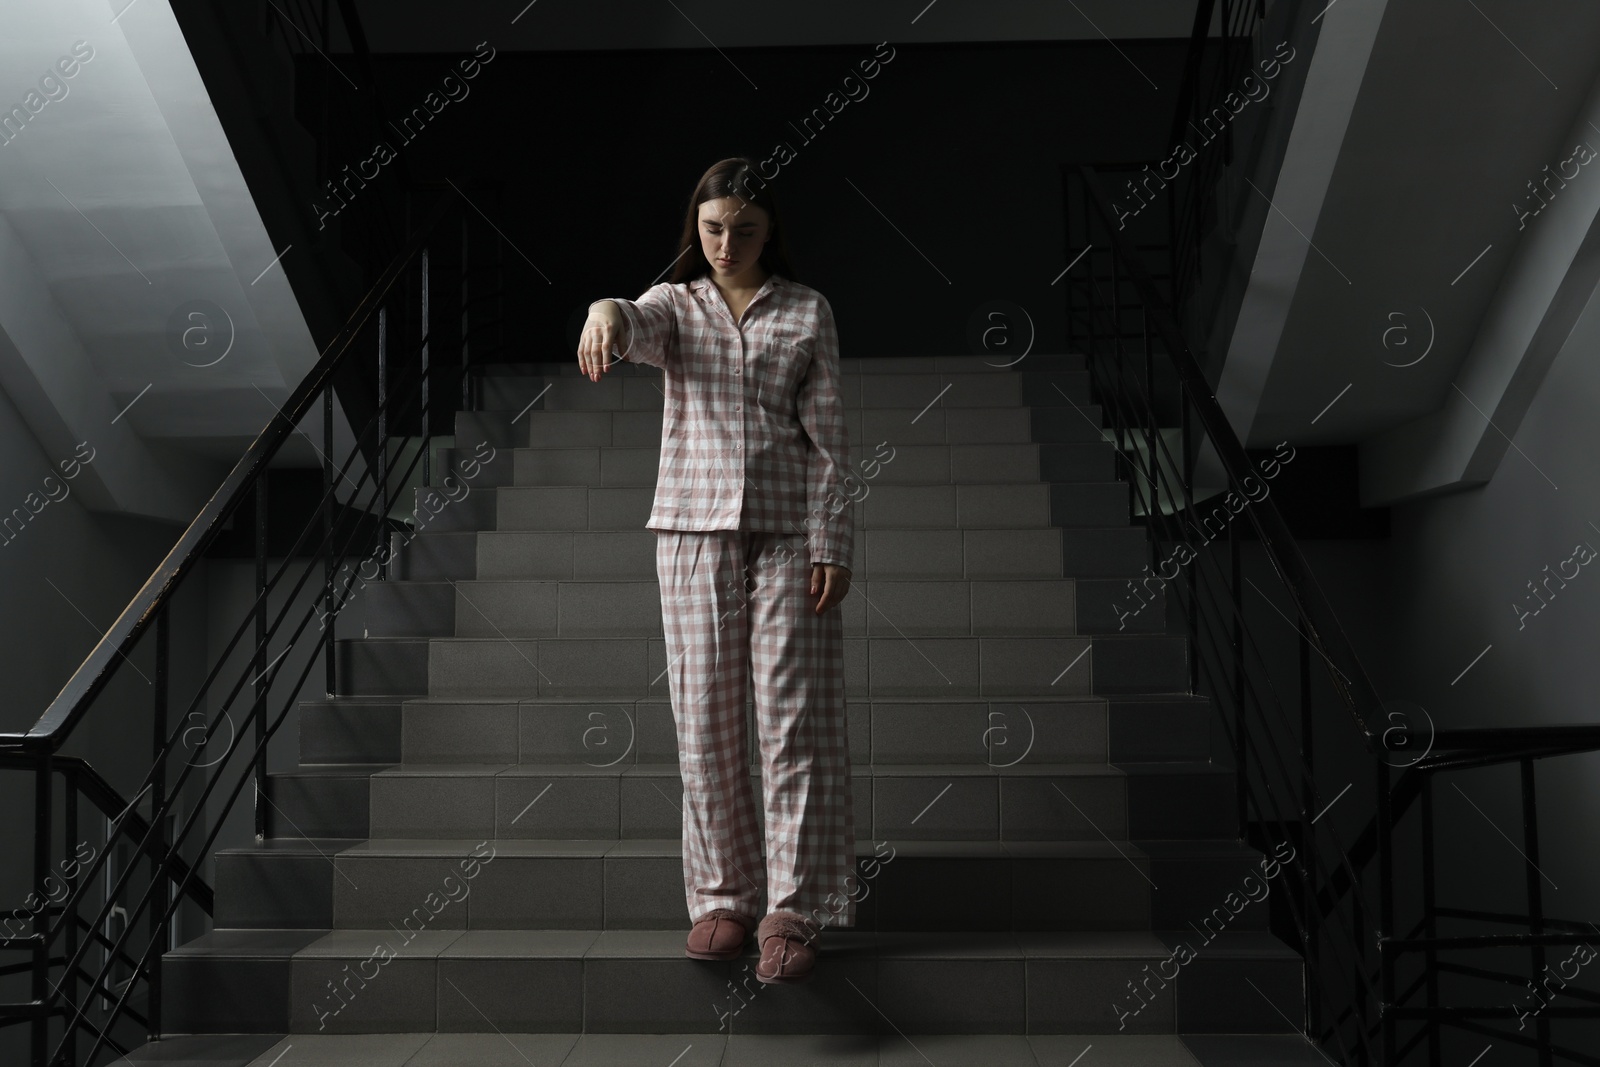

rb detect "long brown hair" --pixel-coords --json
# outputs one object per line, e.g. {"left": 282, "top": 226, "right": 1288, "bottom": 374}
{"left": 667, "top": 157, "right": 798, "bottom": 285}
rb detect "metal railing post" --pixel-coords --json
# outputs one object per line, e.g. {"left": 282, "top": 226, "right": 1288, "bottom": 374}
{"left": 149, "top": 609, "right": 169, "bottom": 1040}
{"left": 421, "top": 246, "right": 431, "bottom": 489}
{"left": 1183, "top": 399, "right": 1198, "bottom": 694}
{"left": 31, "top": 752, "right": 51, "bottom": 1066}
{"left": 62, "top": 762, "right": 78, "bottom": 1065}
{"left": 460, "top": 212, "right": 472, "bottom": 411}
{"left": 253, "top": 477, "right": 268, "bottom": 841}
{"left": 1143, "top": 308, "right": 1156, "bottom": 521}
{"left": 1231, "top": 519, "right": 1245, "bottom": 837}
{"left": 1522, "top": 759, "right": 1552, "bottom": 1067}
{"left": 1378, "top": 760, "right": 1395, "bottom": 1064}
{"left": 378, "top": 305, "right": 390, "bottom": 546}
{"left": 1299, "top": 617, "right": 1319, "bottom": 1042}
{"left": 324, "top": 388, "right": 336, "bottom": 696}
{"left": 1422, "top": 772, "right": 1439, "bottom": 1067}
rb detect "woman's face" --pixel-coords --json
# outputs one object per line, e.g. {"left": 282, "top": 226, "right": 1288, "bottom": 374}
{"left": 697, "top": 196, "right": 771, "bottom": 284}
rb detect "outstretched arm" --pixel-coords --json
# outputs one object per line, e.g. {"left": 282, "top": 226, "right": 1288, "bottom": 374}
{"left": 580, "top": 283, "right": 676, "bottom": 377}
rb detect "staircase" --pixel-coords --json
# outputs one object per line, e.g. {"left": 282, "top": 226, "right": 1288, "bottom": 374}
{"left": 158, "top": 353, "right": 1319, "bottom": 1065}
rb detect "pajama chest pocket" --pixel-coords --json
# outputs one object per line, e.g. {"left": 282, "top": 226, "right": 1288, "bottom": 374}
{"left": 756, "top": 336, "right": 813, "bottom": 413}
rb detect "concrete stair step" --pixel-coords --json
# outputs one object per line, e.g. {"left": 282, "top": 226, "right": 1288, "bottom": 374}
{"left": 474, "top": 368, "right": 1095, "bottom": 413}
{"left": 139, "top": 1031, "right": 1333, "bottom": 1066}
{"left": 299, "top": 693, "right": 1216, "bottom": 767}
{"left": 402, "top": 482, "right": 1048, "bottom": 533}
{"left": 390, "top": 525, "right": 1155, "bottom": 582}
{"left": 334, "top": 633, "right": 1191, "bottom": 699}
{"left": 478, "top": 353, "right": 1088, "bottom": 399}
{"left": 358, "top": 577, "right": 1168, "bottom": 640}
{"left": 213, "top": 836, "right": 1276, "bottom": 938}
{"left": 473, "top": 482, "right": 1125, "bottom": 532}
{"left": 298, "top": 698, "right": 403, "bottom": 766}
{"left": 504, "top": 352, "right": 1089, "bottom": 377}
{"left": 432, "top": 441, "right": 1119, "bottom": 489}
{"left": 163, "top": 924, "right": 1302, "bottom": 1036}
{"left": 164, "top": 355, "right": 1317, "bottom": 1053}
{"left": 261, "top": 760, "right": 1233, "bottom": 843}
{"left": 452, "top": 405, "right": 1103, "bottom": 453}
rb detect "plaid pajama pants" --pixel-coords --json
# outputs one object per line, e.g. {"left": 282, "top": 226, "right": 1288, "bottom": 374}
{"left": 654, "top": 527, "right": 857, "bottom": 931}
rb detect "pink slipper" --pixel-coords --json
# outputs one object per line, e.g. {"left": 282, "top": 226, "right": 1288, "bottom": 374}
{"left": 755, "top": 910, "right": 819, "bottom": 984}
{"left": 685, "top": 908, "right": 756, "bottom": 960}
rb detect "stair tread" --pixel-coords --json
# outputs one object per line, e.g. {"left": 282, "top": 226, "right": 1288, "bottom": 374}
{"left": 166, "top": 353, "right": 1308, "bottom": 1043}
{"left": 270, "top": 760, "right": 1222, "bottom": 779}
{"left": 505, "top": 353, "right": 1088, "bottom": 369}
{"left": 378, "top": 577, "right": 1085, "bottom": 586}
{"left": 304, "top": 693, "right": 1207, "bottom": 707}
{"left": 394, "top": 693, "right": 1127, "bottom": 706}
{"left": 150, "top": 1032, "right": 1295, "bottom": 1067}
{"left": 340, "top": 634, "right": 1181, "bottom": 643}
{"left": 468, "top": 401, "right": 1084, "bottom": 410}
{"left": 488, "top": 481, "right": 1115, "bottom": 489}
{"left": 219, "top": 836, "right": 1260, "bottom": 859}
{"left": 170, "top": 926, "right": 1300, "bottom": 961}
{"left": 487, "top": 367, "right": 1085, "bottom": 378}
{"left": 481, "top": 442, "right": 1067, "bottom": 451}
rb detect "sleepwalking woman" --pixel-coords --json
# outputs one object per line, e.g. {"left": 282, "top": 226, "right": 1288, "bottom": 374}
{"left": 577, "top": 157, "right": 857, "bottom": 984}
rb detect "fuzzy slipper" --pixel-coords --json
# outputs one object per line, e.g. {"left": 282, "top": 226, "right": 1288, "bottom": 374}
{"left": 755, "top": 910, "right": 819, "bottom": 984}
{"left": 685, "top": 908, "right": 757, "bottom": 960}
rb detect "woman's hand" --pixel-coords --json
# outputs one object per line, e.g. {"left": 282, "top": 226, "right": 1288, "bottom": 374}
{"left": 810, "top": 563, "right": 852, "bottom": 614}
{"left": 578, "top": 301, "right": 628, "bottom": 382}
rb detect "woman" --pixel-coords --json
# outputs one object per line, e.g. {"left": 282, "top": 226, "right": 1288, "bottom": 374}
{"left": 577, "top": 158, "right": 856, "bottom": 985}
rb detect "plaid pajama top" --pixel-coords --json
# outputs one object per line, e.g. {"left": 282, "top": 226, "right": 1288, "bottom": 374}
{"left": 599, "top": 273, "right": 855, "bottom": 573}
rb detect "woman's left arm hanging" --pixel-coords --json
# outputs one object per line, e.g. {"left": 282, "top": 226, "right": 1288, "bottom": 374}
{"left": 796, "top": 297, "right": 855, "bottom": 578}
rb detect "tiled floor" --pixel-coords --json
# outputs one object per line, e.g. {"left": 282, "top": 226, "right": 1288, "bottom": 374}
{"left": 125, "top": 1031, "right": 1336, "bottom": 1065}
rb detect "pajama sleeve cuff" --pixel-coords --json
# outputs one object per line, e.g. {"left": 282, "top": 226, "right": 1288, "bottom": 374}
{"left": 594, "top": 283, "right": 676, "bottom": 369}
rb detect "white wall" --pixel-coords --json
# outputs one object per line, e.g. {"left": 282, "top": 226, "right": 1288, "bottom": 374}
{"left": 1382, "top": 272, "right": 1600, "bottom": 925}
{"left": 0, "top": 366, "right": 211, "bottom": 1066}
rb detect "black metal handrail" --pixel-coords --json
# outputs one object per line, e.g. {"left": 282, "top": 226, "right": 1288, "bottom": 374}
{"left": 1162, "top": 5, "right": 1600, "bottom": 1058}
{"left": 265, "top": 0, "right": 409, "bottom": 270}
{"left": 174, "top": 0, "right": 420, "bottom": 456}
{"left": 1069, "top": 161, "right": 1389, "bottom": 1064}
{"left": 0, "top": 5, "right": 508, "bottom": 1062}
{"left": 0, "top": 754, "right": 212, "bottom": 916}
{"left": 1167, "top": 0, "right": 1274, "bottom": 318}
{"left": 1078, "top": 167, "right": 1388, "bottom": 747}
{"left": 0, "top": 186, "right": 507, "bottom": 1066}
{"left": 1382, "top": 728, "right": 1600, "bottom": 1066}
{"left": 1135, "top": 4, "right": 1600, "bottom": 1059}
{"left": 12, "top": 200, "right": 446, "bottom": 752}
{"left": 1073, "top": 133, "right": 1600, "bottom": 1062}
